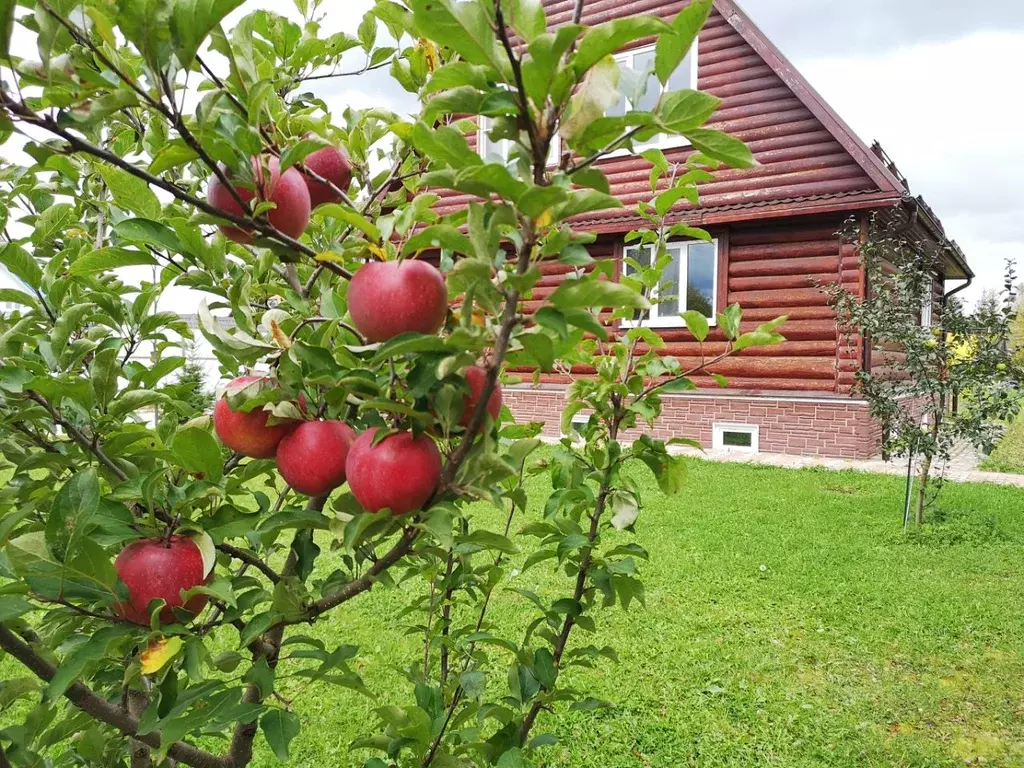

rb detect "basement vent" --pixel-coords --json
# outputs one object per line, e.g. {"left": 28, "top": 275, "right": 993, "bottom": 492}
{"left": 713, "top": 423, "right": 760, "bottom": 454}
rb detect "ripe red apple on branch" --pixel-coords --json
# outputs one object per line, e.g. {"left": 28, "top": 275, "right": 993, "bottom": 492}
{"left": 276, "top": 420, "right": 357, "bottom": 496}
{"left": 208, "top": 156, "right": 311, "bottom": 243}
{"left": 461, "top": 365, "right": 503, "bottom": 427}
{"left": 348, "top": 260, "right": 448, "bottom": 342}
{"left": 213, "top": 375, "right": 299, "bottom": 459}
{"left": 301, "top": 134, "right": 353, "bottom": 208}
{"left": 113, "top": 533, "right": 216, "bottom": 625}
{"left": 346, "top": 429, "right": 442, "bottom": 516}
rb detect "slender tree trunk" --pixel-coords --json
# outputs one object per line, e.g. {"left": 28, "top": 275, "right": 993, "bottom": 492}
{"left": 128, "top": 690, "right": 152, "bottom": 768}
{"left": 914, "top": 405, "right": 943, "bottom": 527}
{"left": 914, "top": 452, "right": 932, "bottom": 528}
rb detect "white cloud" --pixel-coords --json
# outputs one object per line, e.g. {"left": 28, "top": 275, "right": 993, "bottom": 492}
{"left": 795, "top": 31, "right": 1024, "bottom": 306}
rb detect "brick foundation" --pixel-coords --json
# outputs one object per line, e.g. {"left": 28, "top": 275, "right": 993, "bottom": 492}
{"left": 504, "top": 386, "right": 882, "bottom": 459}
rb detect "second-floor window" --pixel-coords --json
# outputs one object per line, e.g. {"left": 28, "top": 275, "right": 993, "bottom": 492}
{"left": 622, "top": 239, "right": 718, "bottom": 328}
{"left": 607, "top": 42, "right": 698, "bottom": 151}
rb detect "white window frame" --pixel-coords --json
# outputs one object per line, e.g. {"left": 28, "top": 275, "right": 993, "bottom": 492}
{"left": 921, "top": 292, "right": 933, "bottom": 329}
{"left": 713, "top": 423, "right": 760, "bottom": 454}
{"left": 620, "top": 238, "right": 719, "bottom": 329}
{"left": 608, "top": 40, "right": 699, "bottom": 154}
{"left": 477, "top": 116, "right": 561, "bottom": 167}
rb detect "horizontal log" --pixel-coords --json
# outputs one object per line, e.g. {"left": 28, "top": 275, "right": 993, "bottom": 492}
{"left": 730, "top": 273, "right": 834, "bottom": 291}
{"left": 631, "top": 340, "right": 837, "bottom": 357}
{"left": 730, "top": 240, "right": 840, "bottom": 261}
{"left": 741, "top": 306, "right": 836, "bottom": 321}
{"left": 728, "top": 287, "right": 830, "bottom": 309}
{"left": 730, "top": 256, "right": 840, "bottom": 277}
{"left": 730, "top": 224, "right": 844, "bottom": 246}
{"left": 701, "top": 63, "right": 776, "bottom": 90}
{"left": 701, "top": 53, "right": 769, "bottom": 78}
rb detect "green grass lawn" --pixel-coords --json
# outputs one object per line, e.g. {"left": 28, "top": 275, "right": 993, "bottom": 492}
{"left": 4, "top": 459, "right": 1024, "bottom": 767}
{"left": 256, "top": 459, "right": 1024, "bottom": 768}
{"left": 981, "top": 416, "right": 1024, "bottom": 474}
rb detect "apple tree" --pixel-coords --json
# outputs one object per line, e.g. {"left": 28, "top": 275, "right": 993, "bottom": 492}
{"left": 0, "top": 1, "right": 783, "bottom": 766}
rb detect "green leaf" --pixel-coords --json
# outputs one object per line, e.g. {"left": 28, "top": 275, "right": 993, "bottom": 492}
{"left": 370, "top": 333, "right": 450, "bottom": 365}
{"left": 0, "top": 244, "right": 42, "bottom": 290}
{"left": 109, "top": 389, "right": 169, "bottom": 419}
{"left": 48, "top": 627, "right": 132, "bottom": 700}
{"left": 279, "top": 137, "right": 327, "bottom": 172}
{"left": 454, "top": 530, "right": 520, "bottom": 555}
{"left": 684, "top": 128, "right": 756, "bottom": 169}
{"left": 117, "top": 0, "right": 173, "bottom": 70}
{"left": 655, "top": 0, "right": 713, "bottom": 84}
{"left": 7, "top": 533, "right": 117, "bottom": 601}
{"left": 717, "top": 303, "right": 742, "bottom": 340}
{"left": 32, "top": 204, "right": 75, "bottom": 247}
{"left": 170, "top": 0, "right": 247, "bottom": 68}
{"left": 45, "top": 469, "right": 100, "bottom": 562}
{"left": 97, "top": 166, "right": 161, "bottom": 219}
{"left": 681, "top": 310, "right": 709, "bottom": 342}
{"left": 317, "top": 204, "right": 381, "bottom": 242}
{"left": 733, "top": 330, "right": 785, "bottom": 352}
{"left": 497, "top": 748, "right": 530, "bottom": 768}
{"left": 411, "top": 121, "right": 482, "bottom": 171}
{"left": 573, "top": 16, "right": 671, "bottom": 74}
{"left": 609, "top": 490, "right": 639, "bottom": 530}
{"left": 659, "top": 89, "right": 721, "bottom": 132}
{"left": 553, "top": 189, "right": 622, "bottom": 221}
{"left": 172, "top": 427, "right": 223, "bottom": 483}
{"left": 509, "top": 0, "right": 545, "bottom": 42}
{"left": 549, "top": 278, "right": 649, "bottom": 311}
{"left": 0, "top": 0, "right": 15, "bottom": 59}
{"left": 0, "top": 595, "right": 34, "bottom": 622}
{"left": 518, "top": 332, "right": 554, "bottom": 372}
{"left": 560, "top": 55, "right": 621, "bottom": 143}
{"left": 460, "top": 669, "right": 487, "bottom": 700}
{"left": 70, "top": 247, "right": 158, "bottom": 276}
{"left": 260, "top": 709, "right": 301, "bottom": 760}
{"left": 408, "top": 0, "right": 506, "bottom": 74}
{"left": 113, "top": 218, "right": 187, "bottom": 255}
{"left": 0, "top": 287, "right": 38, "bottom": 309}
{"left": 149, "top": 143, "right": 199, "bottom": 174}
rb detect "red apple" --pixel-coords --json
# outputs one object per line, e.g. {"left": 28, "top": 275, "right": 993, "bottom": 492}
{"left": 346, "top": 429, "right": 442, "bottom": 516}
{"left": 113, "top": 535, "right": 213, "bottom": 625}
{"left": 208, "top": 156, "right": 311, "bottom": 244}
{"left": 276, "top": 420, "right": 356, "bottom": 496}
{"left": 213, "top": 375, "right": 298, "bottom": 459}
{"left": 348, "top": 260, "right": 448, "bottom": 343}
{"left": 301, "top": 134, "right": 353, "bottom": 208}
{"left": 460, "top": 366, "right": 502, "bottom": 427}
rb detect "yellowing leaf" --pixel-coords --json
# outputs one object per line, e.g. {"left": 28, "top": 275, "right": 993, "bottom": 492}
{"left": 536, "top": 209, "right": 553, "bottom": 228}
{"left": 315, "top": 251, "right": 344, "bottom": 263}
{"left": 420, "top": 38, "right": 440, "bottom": 72}
{"left": 140, "top": 636, "right": 183, "bottom": 674}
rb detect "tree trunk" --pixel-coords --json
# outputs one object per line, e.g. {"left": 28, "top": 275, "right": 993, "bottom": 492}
{"left": 128, "top": 690, "right": 152, "bottom": 768}
{"left": 914, "top": 452, "right": 932, "bottom": 528}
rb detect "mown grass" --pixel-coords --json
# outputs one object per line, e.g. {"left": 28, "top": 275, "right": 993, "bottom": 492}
{"left": 4, "top": 458, "right": 1024, "bottom": 767}
{"left": 257, "top": 459, "right": 1024, "bottom": 768}
{"left": 981, "top": 416, "right": 1024, "bottom": 475}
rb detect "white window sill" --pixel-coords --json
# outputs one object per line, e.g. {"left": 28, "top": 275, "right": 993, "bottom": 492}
{"left": 620, "top": 316, "right": 716, "bottom": 330}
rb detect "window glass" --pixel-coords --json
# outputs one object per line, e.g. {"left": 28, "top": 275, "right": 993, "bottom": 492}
{"left": 687, "top": 242, "right": 716, "bottom": 318}
{"left": 622, "top": 240, "right": 718, "bottom": 326}
{"left": 723, "top": 431, "right": 753, "bottom": 448}
{"left": 658, "top": 245, "right": 682, "bottom": 316}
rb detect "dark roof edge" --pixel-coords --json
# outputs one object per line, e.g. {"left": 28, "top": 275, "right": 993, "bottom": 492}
{"left": 900, "top": 196, "right": 974, "bottom": 281}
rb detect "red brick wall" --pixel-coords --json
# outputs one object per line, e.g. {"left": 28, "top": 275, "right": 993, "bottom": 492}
{"left": 505, "top": 386, "right": 881, "bottom": 459}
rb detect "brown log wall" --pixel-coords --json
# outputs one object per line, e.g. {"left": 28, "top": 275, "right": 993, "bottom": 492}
{"left": 507, "top": 216, "right": 853, "bottom": 393}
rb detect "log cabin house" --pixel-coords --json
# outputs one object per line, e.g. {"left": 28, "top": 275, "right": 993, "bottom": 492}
{"left": 438, "top": 0, "right": 973, "bottom": 459}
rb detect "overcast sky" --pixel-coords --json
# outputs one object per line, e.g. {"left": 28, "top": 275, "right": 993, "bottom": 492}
{"left": 3, "top": 0, "right": 1020, "bottom": 307}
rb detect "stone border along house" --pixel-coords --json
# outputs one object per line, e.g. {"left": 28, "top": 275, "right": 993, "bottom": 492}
{"left": 435, "top": 0, "right": 973, "bottom": 459}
